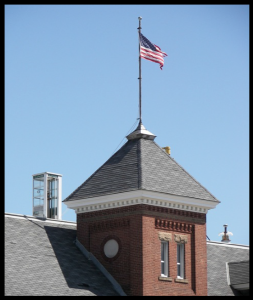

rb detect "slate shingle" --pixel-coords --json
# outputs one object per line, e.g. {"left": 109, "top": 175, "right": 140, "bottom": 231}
{"left": 5, "top": 214, "right": 249, "bottom": 296}
{"left": 64, "top": 137, "right": 219, "bottom": 203}
{"left": 5, "top": 214, "right": 119, "bottom": 296}
{"left": 140, "top": 139, "right": 218, "bottom": 201}
{"left": 228, "top": 260, "right": 249, "bottom": 286}
{"left": 207, "top": 242, "right": 249, "bottom": 296}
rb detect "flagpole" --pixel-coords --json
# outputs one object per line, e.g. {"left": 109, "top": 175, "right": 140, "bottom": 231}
{"left": 138, "top": 16, "right": 142, "bottom": 124}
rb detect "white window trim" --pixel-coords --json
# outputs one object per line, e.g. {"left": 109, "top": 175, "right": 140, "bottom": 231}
{"left": 161, "top": 241, "right": 169, "bottom": 277}
{"left": 177, "top": 243, "right": 185, "bottom": 279}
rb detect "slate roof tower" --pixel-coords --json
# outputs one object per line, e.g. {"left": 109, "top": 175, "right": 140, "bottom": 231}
{"left": 63, "top": 120, "right": 220, "bottom": 296}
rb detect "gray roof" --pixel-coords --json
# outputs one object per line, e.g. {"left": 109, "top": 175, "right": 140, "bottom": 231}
{"left": 228, "top": 260, "right": 249, "bottom": 289}
{"left": 64, "top": 129, "right": 219, "bottom": 203}
{"left": 207, "top": 241, "right": 249, "bottom": 296}
{"left": 5, "top": 213, "right": 119, "bottom": 296}
{"left": 5, "top": 213, "right": 249, "bottom": 296}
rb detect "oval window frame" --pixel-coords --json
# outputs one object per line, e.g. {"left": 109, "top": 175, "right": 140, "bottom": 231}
{"left": 100, "top": 235, "right": 122, "bottom": 262}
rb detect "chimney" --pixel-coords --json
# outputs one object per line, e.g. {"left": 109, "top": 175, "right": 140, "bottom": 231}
{"left": 162, "top": 146, "right": 171, "bottom": 155}
{"left": 218, "top": 224, "right": 233, "bottom": 243}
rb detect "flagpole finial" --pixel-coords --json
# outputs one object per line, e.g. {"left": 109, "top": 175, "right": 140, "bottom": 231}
{"left": 138, "top": 16, "right": 142, "bottom": 20}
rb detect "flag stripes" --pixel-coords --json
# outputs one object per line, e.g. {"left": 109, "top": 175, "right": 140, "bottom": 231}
{"left": 139, "top": 33, "right": 167, "bottom": 70}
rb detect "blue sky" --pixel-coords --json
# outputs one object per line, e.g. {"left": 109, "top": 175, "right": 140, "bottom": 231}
{"left": 5, "top": 5, "right": 249, "bottom": 245}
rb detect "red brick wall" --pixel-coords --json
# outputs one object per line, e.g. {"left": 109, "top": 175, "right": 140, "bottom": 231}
{"left": 76, "top": 204, "right": 207, "bottom": 296}
{"left": 90, "top": 225, "right": 131, "bottom": 293}
{"left": 143, "top": 215, "right": 193, "bottom": 296}
{"left": 194, "top": 222, "right": 208, "bottom": 295}
{"left": 77, "top": 207, "right": 144, "bottom": 295}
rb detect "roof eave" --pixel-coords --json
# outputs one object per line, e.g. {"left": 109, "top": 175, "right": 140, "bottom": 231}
{"left": 63, "top": 189, "right": 220, "bottom": 214}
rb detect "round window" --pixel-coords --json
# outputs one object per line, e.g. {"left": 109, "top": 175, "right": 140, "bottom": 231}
{"left": 103, "top": 239, "right": 119, "bottom": 258}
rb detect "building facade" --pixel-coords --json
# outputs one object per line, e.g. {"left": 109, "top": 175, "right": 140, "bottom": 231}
{"left": 63, "top": 122, "right": 220, "bottom": 296}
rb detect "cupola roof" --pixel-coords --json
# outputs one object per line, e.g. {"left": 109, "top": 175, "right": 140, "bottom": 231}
{"left": 63, "top": 123, "right": 220, "bottom": 206}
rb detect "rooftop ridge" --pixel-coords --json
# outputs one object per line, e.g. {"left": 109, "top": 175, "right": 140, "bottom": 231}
{"left": 228, "top": 260, "right": 249, "bottom": 264}
{"left": 5, "top": 212, "right": 76, "bottom": 225}
{"left": 137, "top": 137, "right": 142, "bottom": 189}
{"left": 207, "top": 240, "right": 249, "bottom": 248}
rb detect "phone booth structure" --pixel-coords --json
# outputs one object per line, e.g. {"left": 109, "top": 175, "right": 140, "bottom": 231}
{"left": 32, "top": 172, "right": 62, "bottom": 220}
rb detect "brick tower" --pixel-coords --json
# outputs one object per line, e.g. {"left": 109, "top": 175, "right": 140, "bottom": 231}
{"left": 63, "top": 121, "right": 220, "bottom": 296}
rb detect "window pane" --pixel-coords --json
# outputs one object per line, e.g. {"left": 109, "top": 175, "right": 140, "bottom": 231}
{"left": 47, "top": 177, "right": 58, "bottom": 219}
{"left": 161, "top": 242, "right": 168, "bottom": 277}
{"left": 33, "top": 176, "right": 44, "bottom": 217}
{"left": 177, "top": 244, "right": 185, "bottom": 279}
{"left": 177, "top": 244, "right": 180, "bottom": 263}
{"left": 161, "top": 243, "right": 164, "bottom": 260}
{"left": 161, "top": 262, "right": 164, "bottom": 275}
{"left": 177, "top": 264, "right": 181, "bottom": 277}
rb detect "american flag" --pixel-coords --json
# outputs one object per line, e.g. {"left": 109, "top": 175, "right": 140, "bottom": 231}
{"left": 139, "top": 33, "right": 167, "bottom": 70}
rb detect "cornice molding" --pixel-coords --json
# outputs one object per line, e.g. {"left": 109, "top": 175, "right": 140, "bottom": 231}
{"left": 156, "top": 219, "right": 193, "bottom": 233}
{"left": 64, "top": 190, "right": 219, "bottom": 215}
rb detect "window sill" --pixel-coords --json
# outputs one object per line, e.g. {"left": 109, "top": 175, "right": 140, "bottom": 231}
{"left": 174, "top": 278, "right": 189, "bottom": 284}
{"left": 158, "top": 276, "right": 173, "bottom": 282}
